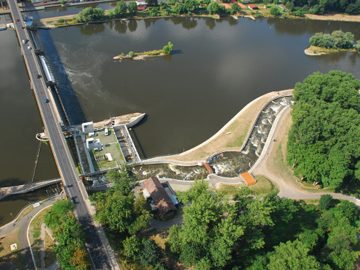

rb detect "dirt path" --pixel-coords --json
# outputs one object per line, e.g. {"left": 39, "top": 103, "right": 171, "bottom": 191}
{"left": 251, "top": 107, "right": 360, "bottom": 206}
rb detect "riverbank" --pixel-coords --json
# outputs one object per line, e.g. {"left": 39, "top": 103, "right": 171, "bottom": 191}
{"left": 305, "top": 13, "right": 360, "bottom": 23}
{"left": 304, "top": 45, "right": 356, "bottom": 56}
{"left": 145, "top": 89, "right": 293, "bottom": 164}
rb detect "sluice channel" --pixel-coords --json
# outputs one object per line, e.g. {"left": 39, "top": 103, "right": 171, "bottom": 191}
{"left": 131, "top": 96, "right": 292, "bottom": 181}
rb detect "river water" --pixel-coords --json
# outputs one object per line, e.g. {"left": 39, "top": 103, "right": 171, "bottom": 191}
{"left": 37, "top": 17, "right": 360, "bottom": 158}
{"left": 0, "top": 19, "right": 58, "bottom": 225}
{"left": 1, "top": 15, "right": 360, "bottom": 225}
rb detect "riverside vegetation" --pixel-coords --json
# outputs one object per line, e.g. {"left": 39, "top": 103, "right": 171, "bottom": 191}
{"left": 113, "top": 41, "right": 174, "bottom": 61}
{"left": 91, "top": 169, "right": 360, "bottom": 270}
{"left": 305, "top": 30, "right": 360, "bottom": 55}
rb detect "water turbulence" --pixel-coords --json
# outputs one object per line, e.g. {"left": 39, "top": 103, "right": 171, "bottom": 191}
{"left": 209, "top": 96, "right": 291, "bottom": 178}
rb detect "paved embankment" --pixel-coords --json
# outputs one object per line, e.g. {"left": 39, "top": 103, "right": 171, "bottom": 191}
{"left": 143, "top": 89, "right": 293, "bottom": 165}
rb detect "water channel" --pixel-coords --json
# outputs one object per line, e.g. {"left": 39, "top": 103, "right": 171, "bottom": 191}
{"left": 1, "top": 12, "right": 360, "bottom": 224}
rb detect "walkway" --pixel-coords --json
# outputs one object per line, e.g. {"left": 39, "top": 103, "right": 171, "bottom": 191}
{"left": 250, "top": 106, "right": 360, "bottom": 206}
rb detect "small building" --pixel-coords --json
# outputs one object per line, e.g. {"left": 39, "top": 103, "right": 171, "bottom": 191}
{"left": 143, "top": 177, "right": 177, "bottom": 220}
{"left": 86, "top": 138, "right": 102, "bottom": 150}
{"left": 105, "top": 153, "right": 113, "bottom": 161}
{"left": 135, "top": 1, "right": 147, "bottom": 11}
{"left": 82, "top": 121, "right": 94, "bottom": 134}
{"left": 248, "top": 4, "right": 259, "bottom": 10}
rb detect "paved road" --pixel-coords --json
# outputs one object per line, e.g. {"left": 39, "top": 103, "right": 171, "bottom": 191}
{"left": 7, "top": 1, "right": 118, "bottom": 269}
{"left": 0, "top": 195, "right": 61, "bottom": 270}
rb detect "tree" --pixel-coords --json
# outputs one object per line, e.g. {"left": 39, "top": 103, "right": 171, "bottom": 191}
{"left": 146, "top": 0, "right": 158, "bottom": 6}
{"left": 162, "top": 41, "right": 174, "bottom": 55}
{"left": 128, "top": 1, "right": 138, "bottom": 15}
{"left": 270, "top": 5, "right": 282, "bottom": 16}
{"left": 76, "top": 7, "right": 105, "bottom": 22}
{"left": 122, "top": 235, "right": 162, "bottom": 268}
{"left": 267, "top": 240, "right": 320, "bottom": 270}
{"left": 93, "top": 169, "right": 151, "bottom": 235}
{"left": 114, "top": 0, "right": 128, "bottom": 17}
{"left": 230, "top": 3, "right": 241, "bottom": 15}
{"left": 207, "top": 1, "right": 225, "bottom": 15}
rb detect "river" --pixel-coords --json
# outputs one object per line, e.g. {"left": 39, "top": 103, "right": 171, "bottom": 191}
{"left": 1, "top": 14, "right": 359, "bottom": 225}
{"left": 37, "top": 17, "right": 360, "bottom": 158}
{"left": 0, "top": 18, "right": 58, "bottom": 226}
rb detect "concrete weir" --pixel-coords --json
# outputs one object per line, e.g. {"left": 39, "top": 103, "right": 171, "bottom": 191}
{"left": 0, "top": 178, "right": 61, "bottom": 200}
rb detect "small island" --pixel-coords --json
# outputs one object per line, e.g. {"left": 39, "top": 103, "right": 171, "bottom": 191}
{"left": 305, "top": 30, "right": 360, "bottom": 56}
{"left": 113, "top": 41, "right": 174, "bottom": 61}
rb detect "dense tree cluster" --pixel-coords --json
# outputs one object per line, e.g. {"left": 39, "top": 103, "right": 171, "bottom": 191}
{"left": 76, "top": 7, "right": 105, "bottom": 22}
{"left": 45, "top": 200, "right": 89, "bottom": 270}
{"left": 92, "top": 169, "right": 163, "bottom": 268}
{"left": 92, "top": 169, "right": 151, "bottom": 235}
{"left": 287, "top": 71, "right": 360, "bottom": 190}
{"left": 309, "top": 30, "right": 358, "bottom": 50}
{"left": 282, "top": 0, "right": 360, "bottom": 15}
{"left": 168, "top": 182, "right": 360, "bottom": 269}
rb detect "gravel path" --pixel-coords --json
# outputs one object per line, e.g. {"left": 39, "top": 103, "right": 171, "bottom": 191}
{"left": 251, "top": 107, "right": 360, "bottom": 206}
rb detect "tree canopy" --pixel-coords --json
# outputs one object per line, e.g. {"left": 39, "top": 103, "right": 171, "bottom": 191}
{"left": 309, "top": 30, "right": 357, "bottom": 50}
{"left": 92, "top": 169, "right": 151, "bottom": 235}
{"left": 167, "top": 182, "right": 359, "bottom": 270}
{"left": 280, "top": 0, "right": 360, "bottom": 15}
{"left": 76, "top": 7, "right": 105, "bottom": 23}
{"left": 287, "top": 71, "right": 360, "bottom": 191}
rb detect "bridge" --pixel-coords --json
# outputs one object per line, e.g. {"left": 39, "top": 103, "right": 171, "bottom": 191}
{"left": 7, "top": 1, "right": 119, "bottom": 269}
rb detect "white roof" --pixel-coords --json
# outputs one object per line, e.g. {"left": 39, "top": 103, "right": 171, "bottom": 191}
{"left": 105, "top": 153, "right": 113, "bottom": 161}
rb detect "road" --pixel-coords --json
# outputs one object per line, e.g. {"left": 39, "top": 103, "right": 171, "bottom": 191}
{"left": 0, "top": 195, "right": 61, "bottom": 270}
{"left": 7, "top": 1, "right": 119, "bottom": 269}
